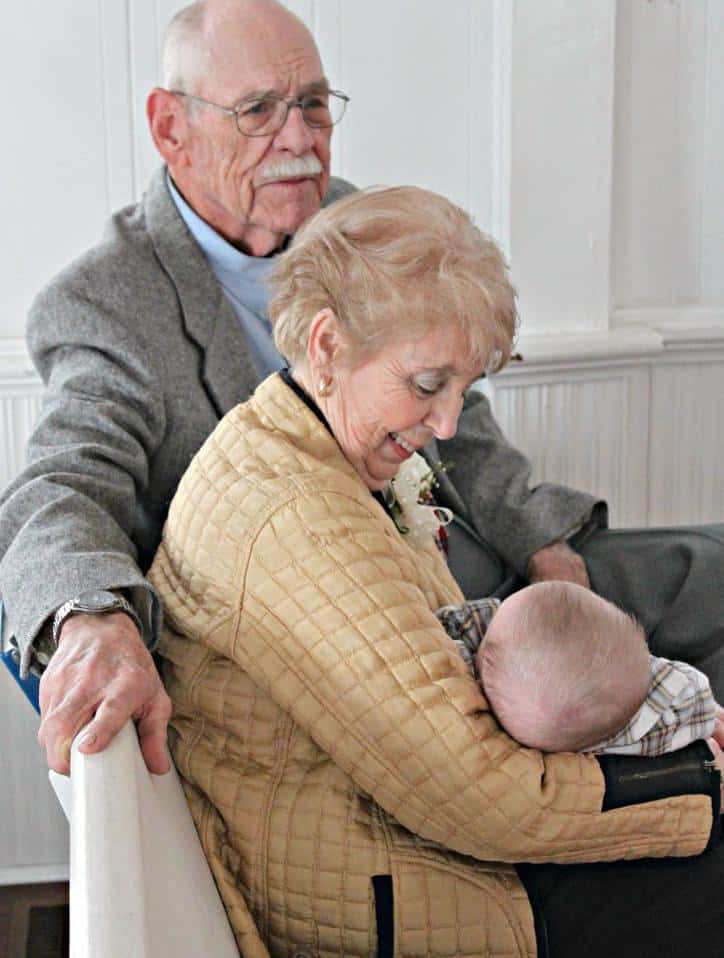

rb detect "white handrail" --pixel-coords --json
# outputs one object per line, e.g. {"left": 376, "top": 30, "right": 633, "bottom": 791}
{"left": 50, "top": 722, "right": 239, "bottom": 957}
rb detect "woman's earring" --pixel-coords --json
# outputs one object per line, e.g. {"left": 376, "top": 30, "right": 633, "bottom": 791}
{"left": 317, "top": 376, "right": 333, "bottom": 398}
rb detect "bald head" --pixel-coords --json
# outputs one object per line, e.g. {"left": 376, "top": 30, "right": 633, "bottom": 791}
{"left": 150, "top": 0, "right": 333, "bottom": 254}
{"left": 479, "top": 582, "right": 651, "bottom": 752}
{"left": 163, "top": 0, "right": 315, "bottom": 95}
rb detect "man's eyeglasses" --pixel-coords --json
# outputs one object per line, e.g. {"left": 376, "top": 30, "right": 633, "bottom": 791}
{"left": 169, "top": 89, "right": 349, "bottom": 137}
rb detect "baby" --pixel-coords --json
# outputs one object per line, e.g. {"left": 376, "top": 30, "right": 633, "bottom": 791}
{"left": 437, "top": 581, "right": 721, "bottom": 754}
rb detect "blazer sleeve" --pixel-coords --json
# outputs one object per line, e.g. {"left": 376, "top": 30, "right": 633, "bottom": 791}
{"left": 0, "top": 267, "right": 165, "bottom": 669}
{"left": 434, "top": 390, "right": 607, "bottom": 574}
{"left": 230, "top": 490, "right": 714, "bottom": 866}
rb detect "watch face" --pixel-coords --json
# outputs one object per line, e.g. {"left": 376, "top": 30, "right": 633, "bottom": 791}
{"left": 75, "top": 589, "right": 120, "bottom": 612}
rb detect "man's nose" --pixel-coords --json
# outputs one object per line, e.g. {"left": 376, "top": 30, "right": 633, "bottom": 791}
{"left": 274, "top": 103, "right": 316, "bottom": 154}
{"left": 425, "top": 391, "right": 462, "bottom": 441}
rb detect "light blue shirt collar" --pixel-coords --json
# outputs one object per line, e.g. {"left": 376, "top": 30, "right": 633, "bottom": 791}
{"left": 167, "top": 174, "right": 284, "bottom": 375}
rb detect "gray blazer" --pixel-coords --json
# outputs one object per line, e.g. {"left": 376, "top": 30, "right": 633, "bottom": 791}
{"left": 0, "top": 167, "right": 601, "bottom": 669}
{"left": 0, "top": 168, "right": 353, "bottom": 666}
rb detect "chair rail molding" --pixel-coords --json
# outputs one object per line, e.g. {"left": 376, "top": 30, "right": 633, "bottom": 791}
{"left": 489, "top": 317, "right": 724, "bottom": 528}
{"left": 612, "top": 305, "right": 724, "bottom": 352}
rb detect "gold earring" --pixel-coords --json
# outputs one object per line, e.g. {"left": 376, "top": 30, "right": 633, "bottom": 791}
{"left": 318, "top": 376, "right": 332, "bottom": 397}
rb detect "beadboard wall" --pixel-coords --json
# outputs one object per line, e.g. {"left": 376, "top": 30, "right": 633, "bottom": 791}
{"left": 3, "top": 328, "right": 723, "bottom": 530}
{"left": 492, "top": 315, "right": 724, "bottom": 528}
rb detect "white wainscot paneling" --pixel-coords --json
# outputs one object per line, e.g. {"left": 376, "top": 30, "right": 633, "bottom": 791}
{"left": 0, "top": 345, "right": 64, "bottom": 885}
{"left": 488, "top": 364, "right": 650, "bottom": 528}
{"left": 0, "top": 668, "right": 69, "bottom": 885}
{"left": 0, "top": 347, "right": 43, "bottom": 493}
{"left": 0, "top": 391, "right": 44, "bottom": 494}
{"left": 648, "top": 355, "right": 724, "bottom": 526}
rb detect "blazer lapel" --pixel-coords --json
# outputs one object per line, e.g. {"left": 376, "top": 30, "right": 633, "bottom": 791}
{"left": 144, "top": 167, "right": 260, "bottom": 418}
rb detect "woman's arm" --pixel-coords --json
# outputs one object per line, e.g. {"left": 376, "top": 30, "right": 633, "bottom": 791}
{"left": 230, "top": 491, "right": 717, "bottom": 866}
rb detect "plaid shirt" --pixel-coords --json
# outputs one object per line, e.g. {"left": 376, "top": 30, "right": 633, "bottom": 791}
{"left": 436, "top": 598, "right": 717, "bottom": 756}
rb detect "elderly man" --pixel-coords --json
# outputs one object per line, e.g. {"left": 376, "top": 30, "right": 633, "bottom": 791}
{"left": 1, "top": 0, "right": 355, "bottom": 774}
{"left": 0, "top": 0, "right": 722, "bottom": 779}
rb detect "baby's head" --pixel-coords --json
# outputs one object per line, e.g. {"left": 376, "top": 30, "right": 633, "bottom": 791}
{"left": 478, "top": 582, "right": 650, "bottom": 752}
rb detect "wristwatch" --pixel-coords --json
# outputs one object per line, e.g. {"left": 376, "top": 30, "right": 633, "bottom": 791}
{"left": 51, "top": 589, "right": 143, "bottom": 648}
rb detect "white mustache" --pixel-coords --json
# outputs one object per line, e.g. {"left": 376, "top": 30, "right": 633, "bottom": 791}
{"left": 260, "top": 154, "right": 323, "bottom": 181}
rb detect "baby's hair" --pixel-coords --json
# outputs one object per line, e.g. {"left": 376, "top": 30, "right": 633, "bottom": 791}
{"left": 479, "top": 582, "right": 650, "bottom": 752}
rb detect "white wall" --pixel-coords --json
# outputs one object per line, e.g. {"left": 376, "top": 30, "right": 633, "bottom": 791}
{"left": 1, "top": 0, "right": 724, "bottom": 884}
{"left": 4, "top": 1, "right": 723, "bottom": 338}
{"left": 495, "top": 0, "right": 724, "bottom": 527}
{"left": 612, "top": 0, "right": 724, "bottom": 311}
{"left": 510, "top": 0, "right": 616, "bottom": 333}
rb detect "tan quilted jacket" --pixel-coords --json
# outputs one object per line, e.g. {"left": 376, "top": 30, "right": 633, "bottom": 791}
{"left": 150, "top": 374, "right": 713, "bottom": 958}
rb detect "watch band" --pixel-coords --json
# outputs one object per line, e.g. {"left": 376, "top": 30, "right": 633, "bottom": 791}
{"left": 52, "top": 590, "right": 143, "bottom": 648}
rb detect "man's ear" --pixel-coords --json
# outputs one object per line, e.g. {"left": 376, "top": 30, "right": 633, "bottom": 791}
{"left": 147, "top": 88, "right": 190, "bottom": 168}
{"left": 306, "top": 308, "right": 342, "bottom": 371}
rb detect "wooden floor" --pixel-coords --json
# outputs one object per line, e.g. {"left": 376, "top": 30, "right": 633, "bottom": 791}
{"left": 0, "top": 883, "right": 69, "bottom": 958}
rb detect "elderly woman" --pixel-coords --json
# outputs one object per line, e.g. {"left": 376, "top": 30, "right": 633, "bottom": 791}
{"left": 149, "top": 187, "right": 722, "bottom": 958}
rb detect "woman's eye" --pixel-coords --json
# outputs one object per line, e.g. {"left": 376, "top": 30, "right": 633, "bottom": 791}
{"left": 414, "top": 380, "right": 440, "bottom": 397}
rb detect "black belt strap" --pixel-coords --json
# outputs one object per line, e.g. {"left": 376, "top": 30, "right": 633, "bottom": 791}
{"left": 372, "top": 874, "right": 394, "bottom": 958}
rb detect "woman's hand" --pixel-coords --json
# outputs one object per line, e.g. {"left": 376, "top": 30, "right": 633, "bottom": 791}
{"left": 712, "top": 704, "right": 724, "bottom": 749}
{"left": 706, "top": 737, "right": 724, "bottom": 812}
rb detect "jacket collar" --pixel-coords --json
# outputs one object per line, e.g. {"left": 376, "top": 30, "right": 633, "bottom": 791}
{"left": 252, "top": 374, "right": 362, "bottom": 483}
{"left": 143, "top": 167, "right": 260, "bottom": 418}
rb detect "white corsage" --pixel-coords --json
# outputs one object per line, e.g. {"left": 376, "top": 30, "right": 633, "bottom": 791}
{"left": 385, "top": 452, "right": 453, "bottom": 551}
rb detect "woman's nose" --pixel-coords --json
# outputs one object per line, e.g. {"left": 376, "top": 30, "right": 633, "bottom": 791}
{"left": 425, "top": 391, "right": 462, "bottom": 441}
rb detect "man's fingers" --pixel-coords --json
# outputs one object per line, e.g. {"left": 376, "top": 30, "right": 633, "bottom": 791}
{"left": 39, "top": 687, "right": 172, "bottom": 775}
{"left": 38, "top": 689, "right": 102, "bottom": 774}
{"left": 136, "top": 691, "right": 173, "bottom": 774}
{"left": 79, "top": 685, "right": 173, "bottom": 775}
{"left": 40, "top": 735, "right": 74, "bottom": 776}
{"left": 526, "top": 541, "right": 590, "bottom": 588}
{"left": 82, "top": 693, "right": 144, "bottom": 756}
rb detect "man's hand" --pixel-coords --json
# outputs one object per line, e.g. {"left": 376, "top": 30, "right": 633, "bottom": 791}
{"left": 38, "top": 612, "right": 172, "bottom": 776}
{"left": 526, "top": 540, "right": 590, "bottom": 589}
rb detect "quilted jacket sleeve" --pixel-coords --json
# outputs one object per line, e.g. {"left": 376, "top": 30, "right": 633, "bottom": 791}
{"left": 228, "top": 488, "right": 713, "bottom": 866}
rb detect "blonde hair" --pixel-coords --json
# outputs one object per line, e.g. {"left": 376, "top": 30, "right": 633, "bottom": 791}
{"left": 479, "top": 582, "right": 650, "bottom": 752}
{"left": 269, "top": 186, "right": 517, "bottom": 371}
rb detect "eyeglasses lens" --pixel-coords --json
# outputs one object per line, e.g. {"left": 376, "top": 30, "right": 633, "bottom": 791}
{"left": 236, "top": 93, "right": 346, "bottom": 136}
